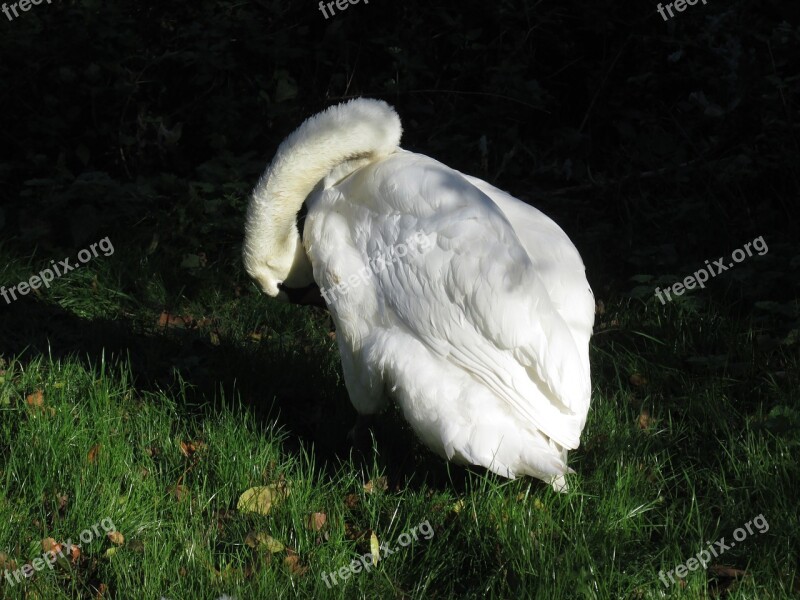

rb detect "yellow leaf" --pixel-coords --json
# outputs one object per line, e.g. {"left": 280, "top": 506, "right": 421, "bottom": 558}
{"left": 237, "top": 484, "right": 290, "bottom": 515}
{"left": 244, "top": 531, "right": 285, "bottom": 553}
{"left": 259, "top": 534, "right": 285, "bottom": 553}
{"left": 370, "top": 531, "right": 380, "bottom": 564}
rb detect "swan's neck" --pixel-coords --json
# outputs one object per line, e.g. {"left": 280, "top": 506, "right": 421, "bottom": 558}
{"left": 243, "top": 99, "right": 403, "bottom": 296}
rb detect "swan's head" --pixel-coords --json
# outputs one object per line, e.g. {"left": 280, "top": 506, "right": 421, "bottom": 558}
{"left": 242, "top": 224, "right": 312, "bottom": 299}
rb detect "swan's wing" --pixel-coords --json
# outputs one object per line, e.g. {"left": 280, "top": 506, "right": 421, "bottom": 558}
{"left": 460, "top": 174, "right": 595, "bottom": 426}
{"left": 309, "top": 152, "right": 592, "bottom": 449}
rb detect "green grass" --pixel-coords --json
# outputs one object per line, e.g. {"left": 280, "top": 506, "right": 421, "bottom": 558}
{"left": 0, "top": 226, "right": 798, "bottom": 599}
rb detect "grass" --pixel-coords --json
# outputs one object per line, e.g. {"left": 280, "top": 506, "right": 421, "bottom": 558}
{"left": 0, "top": 198, "right": 798, "bottom": 599}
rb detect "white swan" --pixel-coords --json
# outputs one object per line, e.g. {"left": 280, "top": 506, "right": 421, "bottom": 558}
{"left": 243, "top": 99, "right": 594, "bottom": 491}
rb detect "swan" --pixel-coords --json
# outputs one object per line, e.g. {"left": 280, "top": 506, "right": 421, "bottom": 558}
{"left": 243, "top": 99, "right": 594, "bottom": 491}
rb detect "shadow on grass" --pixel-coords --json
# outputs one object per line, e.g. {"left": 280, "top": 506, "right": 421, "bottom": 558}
{"left": 0, "top": 295, "right": 487, "bottom": 493}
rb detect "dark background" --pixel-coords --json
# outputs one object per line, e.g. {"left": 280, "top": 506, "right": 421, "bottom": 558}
{"left": 0, "top": 0, "right": 798, "bottom": 462}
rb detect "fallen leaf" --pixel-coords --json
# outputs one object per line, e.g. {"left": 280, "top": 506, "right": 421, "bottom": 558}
{"left": 344, "top": 493, "right": 360, "bottom": 509}
{"left": 107, "top": 531, "right": 124, "bottom": 545}
{"left": 370, "top": 531, "right": 380, "bottom": 564}
{"left": 180, "top": 440, "right": 206, "bottom": 458}
{"left": 26, "top": 390, "right": 44, "bottom": 406}
{"left": 237, "top": 484, "right": 290, "bottom": 516}
{"left": 157, "top": 312, "right": 191, "bottom": 329}
{"left": 306, "top": 512, "right": 327, "bottom": 531}
{"left": 638, "top": 408, "right": 652, "bottom": 430}
{"left": 87, "top": 444, "right": 101, "bottom": 463}
{"left": 245, "top": 531, "right": 285, "bottom": 553}
{"left": 170, "top": 484, "right": 190, "bottom": 501}
{"left": 95, "top": 582, "right": 108, "bottom": 598}
{"left": 0, "top": 551, "right": 17, "bottom": 571}
{"left": 363, "top": 477, "right": 388, "bottom": 494}
{"left": 283, "top": 548, "right": 308, "bottom": 576}
{"left": 630, "top": 373, "right": 648, "bottom": 387}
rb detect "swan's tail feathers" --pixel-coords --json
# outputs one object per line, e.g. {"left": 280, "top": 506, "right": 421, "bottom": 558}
{"left": 549, "top": 468, "right": 574, "bottom": 493}
{"left": 243, "top": 98, "right": 402, "bottom": 295}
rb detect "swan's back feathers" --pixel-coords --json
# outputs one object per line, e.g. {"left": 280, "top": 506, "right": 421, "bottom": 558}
{"left": 306, "top": 152, "right": 593, "bottom": 451}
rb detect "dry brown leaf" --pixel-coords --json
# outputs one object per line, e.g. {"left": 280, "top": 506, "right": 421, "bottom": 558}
{"left": 26, "top": 390, "right": 44, "bottom": 406}
{"left": 179, "top": 440, "right": 206, "bottom": 458}
{"left": 107, "top": 531, "right": 124, "bottom": 546}
{"left": 95, "top": 582, "right": 108, "bottom": 598}
{"left": 41, "top": 538, "right": 58, "bottom": 553}
{"left": 638, "top": 408, "right": 652, "bottom": 430}
{"left": 306, "top": 512, "right": 327, "bottom": 531}
{"left": 283, "top": 548, "right": 308, "bottom": 576}
{"left": 68, "top": 544, "right": 81, "bottom": 562}
{"left": 170, "top": 484, "right": 190, "bottom": 501}
{"left": 157, "top": 312, "right": 192, "bottom": 329}
{"left": 344, "top": 493, "right": 360, "bottom": 509}
{"left": 87, "top": 444, "right": 101, "bottom": 464}
{"left": 363, "top": 477, "right": 388, "bottom": 494}
{"left": 0, "top": 551, "right": 17, "bottom": 571}
{"left": 630, "top": 373, "right": 648, "bottom": 387}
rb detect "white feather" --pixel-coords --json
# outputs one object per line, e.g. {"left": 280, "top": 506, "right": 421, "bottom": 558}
{"left": 244, "top": 99, "right": 594, "bottom": 490}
